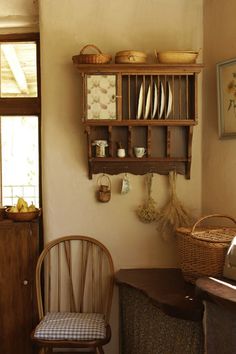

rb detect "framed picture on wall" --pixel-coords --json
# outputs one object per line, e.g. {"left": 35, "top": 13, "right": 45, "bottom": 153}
{"left": 217, "top": 58, "right": 236, "bottom": 138}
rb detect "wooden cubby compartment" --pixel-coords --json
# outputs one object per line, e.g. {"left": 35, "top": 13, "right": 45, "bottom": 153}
{"left": 73, "top": 63, "right": 203, "bottom": 179}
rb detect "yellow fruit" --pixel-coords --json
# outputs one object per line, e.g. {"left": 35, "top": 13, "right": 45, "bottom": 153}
{"left": 17, "top": 197, "right": 28, "bottom": 211}
{"left": 20, "top": 206, "right": 29, "bottom": 213}
{"left": 9, "top": 205, "right": 18, "bottom": 213}
{"left": 28, "top": 202, "right": 37, "bottom": 212}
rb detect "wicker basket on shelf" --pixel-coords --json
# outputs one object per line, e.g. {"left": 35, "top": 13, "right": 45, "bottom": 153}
{"left": 155, "top": 50, "right": 199, "bottom": 64}
{"left": 176, "top": 214, "right": 236, "bottom": 284}
{"left": 72, "top": 44, "right": 112, "bottom": 64}
{"left": 115, "top": 50, "right": 147, "bottom": 64}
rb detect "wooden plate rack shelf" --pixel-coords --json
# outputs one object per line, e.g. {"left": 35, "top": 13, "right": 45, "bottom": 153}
{"left": 73, "top": 63, "right": 203, "bottom": 179}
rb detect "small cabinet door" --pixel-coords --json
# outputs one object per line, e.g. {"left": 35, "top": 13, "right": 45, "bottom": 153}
{"left": 0, "top": 220, "right": 39, "bottom": 354}
{"left": 85, "top": 74, "right": 117, "bottom": 120}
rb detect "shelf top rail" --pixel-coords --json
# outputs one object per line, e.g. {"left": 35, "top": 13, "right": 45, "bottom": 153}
{"left": 73, "top": 63, "right": 204, "bottom": 74}
{"left": 83, "top": 119, "right": 197, "bottom": 126}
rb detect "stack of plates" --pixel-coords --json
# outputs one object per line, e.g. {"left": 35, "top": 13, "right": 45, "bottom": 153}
{"left": 136, "top": 81, "right": 172, "bottom": 119}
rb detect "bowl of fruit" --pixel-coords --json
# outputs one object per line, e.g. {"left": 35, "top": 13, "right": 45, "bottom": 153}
{"left": 6, "top": 197, "right": 41, "bottom": 222}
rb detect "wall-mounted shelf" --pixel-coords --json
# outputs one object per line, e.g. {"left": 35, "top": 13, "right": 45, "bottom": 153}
{"left": 73, "top": 63, "right": 203, "bottom": 179}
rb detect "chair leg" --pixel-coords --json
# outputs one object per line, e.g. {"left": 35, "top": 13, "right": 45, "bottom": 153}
{"left": 96, "top": 346, "right": 104, "bottom": 354}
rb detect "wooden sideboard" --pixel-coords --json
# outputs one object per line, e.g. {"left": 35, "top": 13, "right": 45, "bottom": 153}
{"left": 196, "top": 276, "right": 236, "bottom": 354}
{"left": 0, "top": 220, "right": 39, "bottom": 354}
{"left": 115, "top": 268, "right": 204, "bottom": 354}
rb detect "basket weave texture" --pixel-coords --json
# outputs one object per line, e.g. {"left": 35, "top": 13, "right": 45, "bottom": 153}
{"left": 176, "top": 214, "right": 236, "bottom": 284}
{"left": 72, "top": 44, "right": 112, "bottom": 64}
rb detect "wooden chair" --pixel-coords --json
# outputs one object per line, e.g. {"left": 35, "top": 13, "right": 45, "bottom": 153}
{"left": 31, "top": 235, "right": 114, "bottom": 354}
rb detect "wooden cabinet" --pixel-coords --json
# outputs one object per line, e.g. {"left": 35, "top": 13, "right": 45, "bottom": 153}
{"left": 73, "top": 63, "right": 203, "bottom": 179}
{"left": 0, "top": 220, "right": 39, "bottom": 354}
{"left": 116, "top": 269, "right": 204, "bottom": 354}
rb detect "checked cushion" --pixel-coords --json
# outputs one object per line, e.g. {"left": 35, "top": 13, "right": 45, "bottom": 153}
{"left": 34, "top": 312, "right": 106, "bottom": 340}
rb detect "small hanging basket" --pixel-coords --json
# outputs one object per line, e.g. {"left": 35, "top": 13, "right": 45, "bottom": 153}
{"left": 176, "top": 214, "right": 236, "bottom": 283}
{"left": 97, "top": 174, "right": 111, "bottom": 203}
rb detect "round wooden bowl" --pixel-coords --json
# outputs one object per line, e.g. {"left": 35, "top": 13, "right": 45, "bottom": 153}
{"left": 6, "top": 208, "right": 41, "bottom": 222}
{"left": 115, "top": 50, "right": 147, "bottom": 64}
{"left": 155, "top": 50, "right": 199, "bottom": 64}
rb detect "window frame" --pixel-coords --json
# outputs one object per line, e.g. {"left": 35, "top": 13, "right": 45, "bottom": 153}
{"left": 0, "top": 32, "right": 42, "bottom": 207}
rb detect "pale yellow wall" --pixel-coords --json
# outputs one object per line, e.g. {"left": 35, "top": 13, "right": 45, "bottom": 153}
{"left": 39, "top": 0, "right": 203, "bottom": 267}
{"left": 39, "top": 1, "right": 203, "bottom": 352}
{"left": 203, "top": 0, "right": 236, "bottom": 216}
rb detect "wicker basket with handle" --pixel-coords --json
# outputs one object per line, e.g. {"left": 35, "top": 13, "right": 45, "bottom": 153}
{"left": 72, "top": 44, "right": 112, "bottom": 64}
{"left": 176, "top": 214, "right": 236, "bottom": 283}
{"left": 97, "top": 174, "right": 111, "bottom": 203}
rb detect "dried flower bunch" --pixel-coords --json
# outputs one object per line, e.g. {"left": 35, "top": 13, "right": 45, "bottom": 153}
{"left": 136, "top": 173, "right": 159, "bottom": 223}
{"left": 157, "top": 171, "right": 193, "bottom": 239}
{"left": 117, "top": 141, "right": 123, "bottom": 149}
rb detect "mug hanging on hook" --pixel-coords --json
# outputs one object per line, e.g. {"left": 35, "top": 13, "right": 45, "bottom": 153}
{"left": 97, "top": 174, "right": 111, "bottom": 202}
{"left": 121, "top": 173, "right": 131, "bottom": 194}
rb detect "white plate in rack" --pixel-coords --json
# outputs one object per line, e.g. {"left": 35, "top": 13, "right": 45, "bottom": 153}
{"left": 136, "top": 83, "right": 144, "bottom": 119}
{"left": 151, "top": 82, "right": 158, "bottom": 119}
{"left": 166, "top": 81, "right": 173, "bottom": 118}
{"left": 159, "top": 81, "right": 165, "bottom": 118}
{"left": 144, "top": 84, "right": 151, "bottom": 119}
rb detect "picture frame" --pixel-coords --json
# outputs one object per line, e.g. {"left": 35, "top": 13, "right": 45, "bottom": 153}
{"left": 217, "top": 58, "right": 236, "bottom": 138}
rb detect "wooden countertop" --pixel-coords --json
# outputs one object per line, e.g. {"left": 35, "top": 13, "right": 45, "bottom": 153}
{"left": 115, "top": 268, "right": 203, "bottom": 321}
{"left": 196, "top": 276, "right": 236, "bottom": 312}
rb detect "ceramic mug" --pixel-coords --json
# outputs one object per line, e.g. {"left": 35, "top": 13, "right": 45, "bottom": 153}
{"left": 117, "top": 148, "right": 126, "bottom": 158}
{"left": 121, "top": 175, "right": 130, "bottom": 194}
{"left": 134, "top": 147, "right": 146, "bottom": 158}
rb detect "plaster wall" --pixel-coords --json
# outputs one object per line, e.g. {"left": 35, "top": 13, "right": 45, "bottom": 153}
{"left": 0, "top": 0, "right": 38, "bottom": 31}
{"left": 1, "top": 0, "right": 38, "bottom": 16}
{"left": 203, "top": 0, "right": 236, "bottom": 216}
{"left": 39, "top": 1, "right": 203, "bottom": 352}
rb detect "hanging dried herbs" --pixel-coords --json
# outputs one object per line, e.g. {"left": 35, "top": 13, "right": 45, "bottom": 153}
{"left": 157, "top": 171, "right": 193, "bottom": 239}
{"left": 136, "top": 173, "right": 159, "bottom": 223}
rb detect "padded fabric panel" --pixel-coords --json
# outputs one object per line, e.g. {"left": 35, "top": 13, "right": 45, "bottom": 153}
{"left": 34, "top": 312, "right": 106, "bottom": 340}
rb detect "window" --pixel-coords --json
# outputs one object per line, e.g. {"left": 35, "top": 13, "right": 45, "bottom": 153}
{"left": 0, "top": 33, "right": 41, "bottom": 207}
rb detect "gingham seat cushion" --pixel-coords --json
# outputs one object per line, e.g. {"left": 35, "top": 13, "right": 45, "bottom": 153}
{"left": 33, "top": 312, "right": 106, "bottom": 341}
